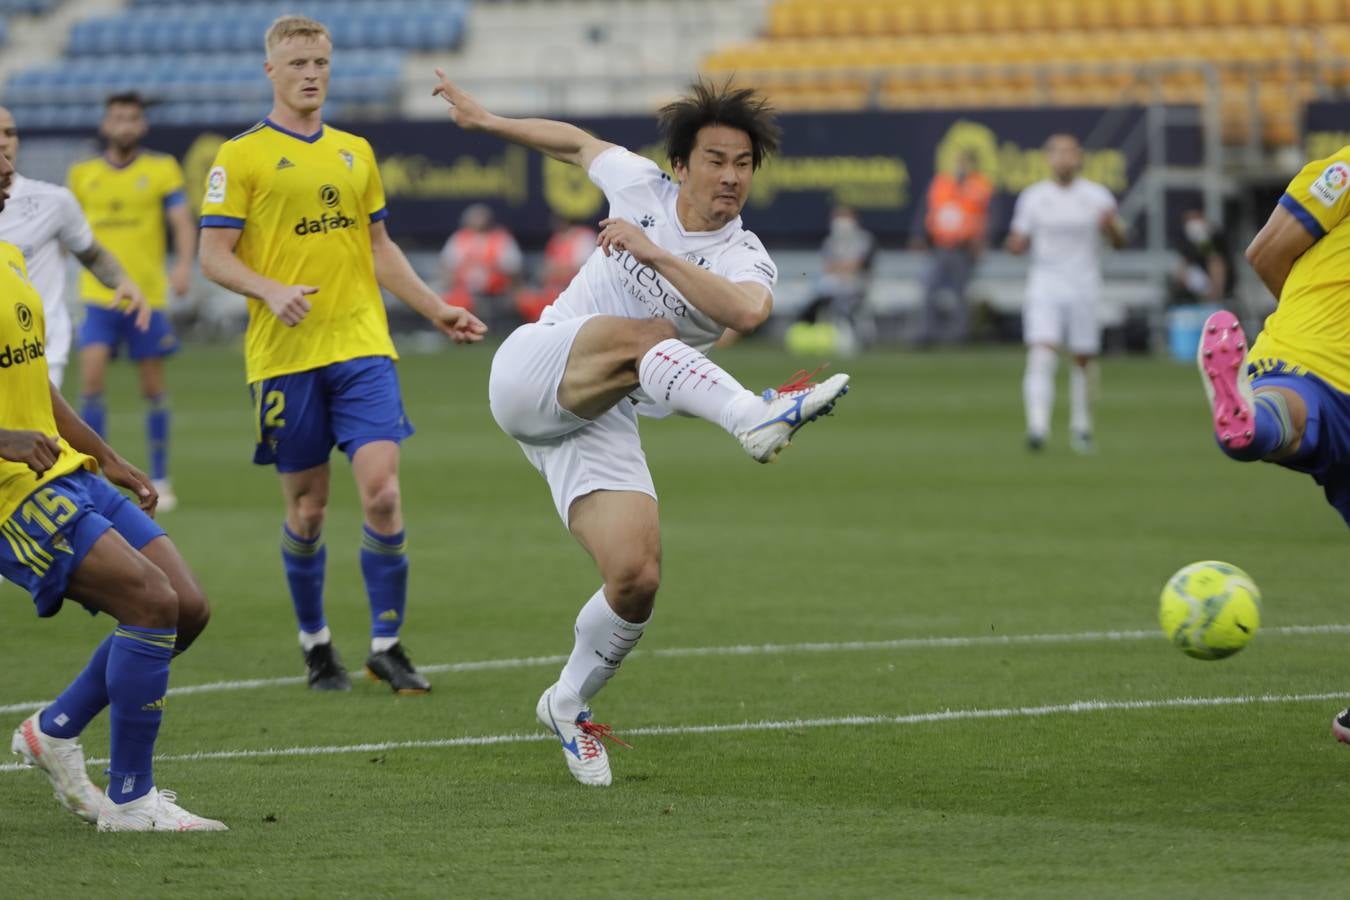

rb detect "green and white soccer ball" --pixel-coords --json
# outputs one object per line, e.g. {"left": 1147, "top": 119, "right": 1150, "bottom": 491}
{"left": 1159, "top": 561, "right": 1261, "bottom": 660}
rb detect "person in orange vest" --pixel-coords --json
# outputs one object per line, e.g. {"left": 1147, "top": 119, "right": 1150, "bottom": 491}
{"left": 440, "top": 203, "right": 523, "bottom": 331}
{"left": 516, "top": 215, "right": 597, "bottom": 323}
{"left": 913, "top": 149, "right": 993, "bottom": 345}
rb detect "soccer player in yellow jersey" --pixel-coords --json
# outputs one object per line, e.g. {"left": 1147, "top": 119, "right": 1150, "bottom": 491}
{"left": 199, "top": 15, "right": 485, "bottom": 694}
{"left": 68, "top": 92, "right": 196, "bottom": 510}
{"left": 0, "top": 149, "right": 224, "bottom": 831}
{"left": 1197, "top": 148, "right": 1350, "bottom": 745}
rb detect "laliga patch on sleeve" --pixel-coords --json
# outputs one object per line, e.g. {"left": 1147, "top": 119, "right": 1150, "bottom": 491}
{"left": 1309, "top": 161, "right": 1350, "bottom": 207}
{"left": 205, "top": 166, "right": 227, "bottom": 204}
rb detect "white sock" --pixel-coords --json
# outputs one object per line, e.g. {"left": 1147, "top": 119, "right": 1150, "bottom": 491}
{"left": 554, "top": 587, "right": 649, "bottom": 720}
{"left": 1069, "top": 362, "right": 1094, "bottom": 435}
{"left": 638, "top": 338, "right": 762, "bottom": 435}
{"left": 298, "top": 625, "right": 332, "bottom": 651}
{"left": 371, "top": 636, "right": 399, "bottom": 653}
{"left": 1023, "top": 345, "right": 1058, "bottom": 438}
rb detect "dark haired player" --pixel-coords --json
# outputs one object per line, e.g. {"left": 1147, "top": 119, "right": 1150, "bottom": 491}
{"left": 432, "top": 71, "right": 850, "bottom": 786}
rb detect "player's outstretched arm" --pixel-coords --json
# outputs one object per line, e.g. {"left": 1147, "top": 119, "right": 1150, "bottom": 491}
{"left": 431, "top": 69, "right": 616, "bottom": 170}
{"left": 1245, "top": 204, "right": 1317, "bottom": 301}
{"left": 369, "top": 221, "right": 486, "bottom": 343}
{"left": 46, "top": 383, "right": 156, "bottom": 513}
{"left": 595, "top": 217, "right": 772, "bottom": 333}
{"left": 73, "top": 242, "right": 151, "bottom": 332}
{"left": 199, "top": 227, "right": 317, "bottom": 327}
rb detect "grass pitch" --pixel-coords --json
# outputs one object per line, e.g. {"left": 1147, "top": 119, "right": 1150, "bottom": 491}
{"left": 1, "top": 341, "right": 1346, "bottom": 898}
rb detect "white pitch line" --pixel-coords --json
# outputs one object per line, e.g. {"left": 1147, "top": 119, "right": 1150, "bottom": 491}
{"left": 3, "top": 623, "right": 1349, "bottom": 717}
{"left": 2, "top": 690, "right": 1345, "bottom": 774}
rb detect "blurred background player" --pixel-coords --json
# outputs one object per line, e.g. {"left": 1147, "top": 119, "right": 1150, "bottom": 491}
{"left": 0, "top": 148, "right": 223, "bottom": 832}
{"left": 0, "top": 106, "right": 148, "bottom": 390}
{"left": 68, "top": 92, "right": 195, "bottom": 511}
{"left": 787, "top": 204, "right": 875, "bottom": 357}
{"left": 515, "top": 214, "right": 597, "bottom": 323}
{"left": 198, "top": 16, "right": 484, "bottom": 695}
{"left": 914, "top": 149, "right": 993, "bottom": 346}
{"left": 1007, "top": 133, "right": 1125, "bottom": 453}
{"left": 1193, "top": 147, "right": 1350, "bottom": 743}
{"left": 440, "top": 202, "right": 523, "bottom": 333}
{"left": 1170, "top": 208, "right": 1233, "bottom": 306}
{"left": 434, "top": 70, "right": 850, "bottom": 787}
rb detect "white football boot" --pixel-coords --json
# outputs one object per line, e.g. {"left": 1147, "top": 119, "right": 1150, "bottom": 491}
{"left": 97, "top": 788, "right": 228, "bottom": 832}
{"left": 536, "top": 685, "right": 630, "bottom": 787}
{"left": 737, "top": 372, "right": 851, "bottom": 463}
{"left": 151, "top": 479, "right": 178, "bottom": 513}
{"left": 11, "top": 710, "right": 104, "bottom": 824}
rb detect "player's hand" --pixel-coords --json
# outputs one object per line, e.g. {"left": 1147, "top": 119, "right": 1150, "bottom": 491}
{"left": 99, "top": 451, "right": 157, "bottom": 516}
{"left": 430, "top": 303, "right": 487, "bottom": 344}
{"left": 114, "top": 280, "right": 152, "bottom": 332}
{"left": 262, "top": 284, "right": 318, "bottom": 327}
{"left": 0, "top": 429, "right": 62, "bottom": 477}
{"left": 170, "top": 261, "right": 192, "bottom": 299}
{"left": 431, "top": 69, "right": 492, "bottom": 131}
{"left": 597, "top": 218, "right": 666, "bottom": 267}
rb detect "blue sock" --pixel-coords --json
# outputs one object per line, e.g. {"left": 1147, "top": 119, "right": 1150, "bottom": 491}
{"left": 1220, "top": 393, "right": 1293, "bottom": 462}
{"left": 146, "top": 394, "right": 170, "bottom": 481}
{"left": 40, "top": 633, "right": 113, "bottom": 739}
{"left": 360, "top": 525, "right": 408, "bottom": 641}
{"left": 282, "top": 524, "right": 327, "bottom": 634}
{"left": 81, "top": 394, "right": 106, "bottom": 439}
{"left": 106, "top": 625, "right": 175, "bottom": 805}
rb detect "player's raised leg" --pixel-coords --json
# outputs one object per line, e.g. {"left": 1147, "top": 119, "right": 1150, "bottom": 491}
{"left": 280, "top": 462, "right": 349, "bottom": 691}
{"left": 351, "top": 439, "right": 428, "bottom": 694}
{"left": 560, "top": 315, "right": 849, "bottom": 464}
{"left": 1198, "top": 310, "right": 1304, "bottom": 460}
{"left": 537, "top": 489, "right": 655, "bottom": 787}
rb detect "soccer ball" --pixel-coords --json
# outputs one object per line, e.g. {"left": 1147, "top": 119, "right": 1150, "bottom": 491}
{"left": 1159, "top": 561, "right": 1261, "bottom": 660}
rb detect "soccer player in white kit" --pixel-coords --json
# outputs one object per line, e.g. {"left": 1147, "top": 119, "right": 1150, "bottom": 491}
{"left": 432, "top": 72, "right": 851, "bottom": 786}
{"left": 1006, "top": 134, "right": 1125, "bottom": 453}
{"left": 0, "top": 107, "right": 147, "bottom": 388}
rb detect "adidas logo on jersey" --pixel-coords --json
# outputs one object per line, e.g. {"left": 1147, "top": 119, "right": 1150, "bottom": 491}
{"left": 276, "top": 157, "right": 295, "bottom": 171}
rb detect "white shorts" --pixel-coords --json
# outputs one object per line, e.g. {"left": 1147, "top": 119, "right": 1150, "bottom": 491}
{"left": 1023, "top": 294, "right": 1100, "bottom": 355}
{"left": 45, "top": 302, "right": 72, "bottom": 388}
{"left": 489, "top": 315, "right": 657, "bottom": 526}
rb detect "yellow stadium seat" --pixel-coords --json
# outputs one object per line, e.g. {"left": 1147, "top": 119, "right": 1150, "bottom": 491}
{"left": 982, "top": 1, "right": 1018, "bottom": 32}
{"left": 1046, "top": 0, "right": 1081, "bottom": 30}
{"left": 1309, "top": 0, "right": 1344, "bottom": 22}
{"left": 1145, "top": 0, "right": 1180, "bottom": 27}
{"left": 1275, "top": 0, "right": 1310, "bottom": 23}
{"left": 1240, "top": 0, "right": 1278, "bottom": 25}
{"left": 1177, "top": 0, "right": 1210, "bottom": 27}
{"left": 1016, "top": 0, "right": 1050, "bottom": 31}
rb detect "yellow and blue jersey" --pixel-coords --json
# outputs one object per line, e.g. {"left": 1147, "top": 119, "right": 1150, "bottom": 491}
{"left": 199, "top": 118, "right": 395, "bottom": 384}
{"left": 1251, "top": 147, "right": 1350, "bottom": 393}
{"left": 67, "top": 152, "right": 186, "bottom": 309}
{"left": 0, "top": 241, "right": 97, "bottom": 524}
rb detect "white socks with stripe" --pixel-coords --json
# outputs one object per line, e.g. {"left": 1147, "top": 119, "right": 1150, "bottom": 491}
{"left": 554, "top": 587, "right": 649, "bottom": 721}
{"left": 638, "top": 338, "right": 762, "bottom": 435}
{"left": 1023, "top": 345, "right": 1058, "bottom": 439}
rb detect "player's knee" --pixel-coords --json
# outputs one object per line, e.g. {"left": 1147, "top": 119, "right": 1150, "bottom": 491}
{"left": 290, "top": 495, "right": 327, "bottom": 536}
{"left": 608, "top": 557, "right": 661, "bottom": 613}
{"left": 361, "top": 479, "right": 402, "bottom": 524}
{"left": 130, "top": 564, "right": 179, "bottom": 630}
{"left": 176, "top": 582, "right": 211, "bottom": 636}
{"left": 631, "top": 318, "right": 678, "bottom": 358}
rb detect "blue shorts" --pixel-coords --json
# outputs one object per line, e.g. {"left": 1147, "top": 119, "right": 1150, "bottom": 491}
{"left": 250, "top": 356, "right": 414, "bottom": 473}
{"left": 1251, "top": 362, "right": 1350, "bottom": 528}
{"left": 0, "top": 469, "right": 165, "bottom": 617}
{"left": 79, "top": 305, "right": 179, "bottom": 360}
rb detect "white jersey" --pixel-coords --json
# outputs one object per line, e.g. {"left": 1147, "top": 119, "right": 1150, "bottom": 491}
{"left": 0, "top": 174, "right": 95, "bottom": 365}
{"left": 1010, "top": 177, "right": 1117, "bottom": 303}
{"left": 541, "top": 147, "right": 778, "bottom": 353}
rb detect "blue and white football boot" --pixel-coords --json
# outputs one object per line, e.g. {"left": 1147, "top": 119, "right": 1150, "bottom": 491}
{"left": 738, "top": 371, "right": 851, "bottom": 463}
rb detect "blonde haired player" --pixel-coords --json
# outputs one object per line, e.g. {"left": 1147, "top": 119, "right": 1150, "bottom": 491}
{"left": 1196, "top": 146, "right": 1350, "bottom": 745}
{"left": 199, "top": 16, "right": 484, "bottom": 693}
{"left": 1007, "top": 133, "right": 1126, "bottom": 453}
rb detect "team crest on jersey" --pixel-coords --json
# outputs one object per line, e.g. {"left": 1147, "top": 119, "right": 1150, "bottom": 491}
{"left": 136, "top": 175, "right": 149, "bottom": 191}
{"left": 339, "top": 149, "right": 353, "bottom": 170}
{"left": 206, "top": 166, "right": 227, "bottom": 204}
{"left": 15, "top": 301, "right": 33, "bottom": 332}
{"left": 639, "top": 214, "right": 656, "bottom": 228}
{"left": 1310, "top": 161, "right": 1350, "bottom": 207}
